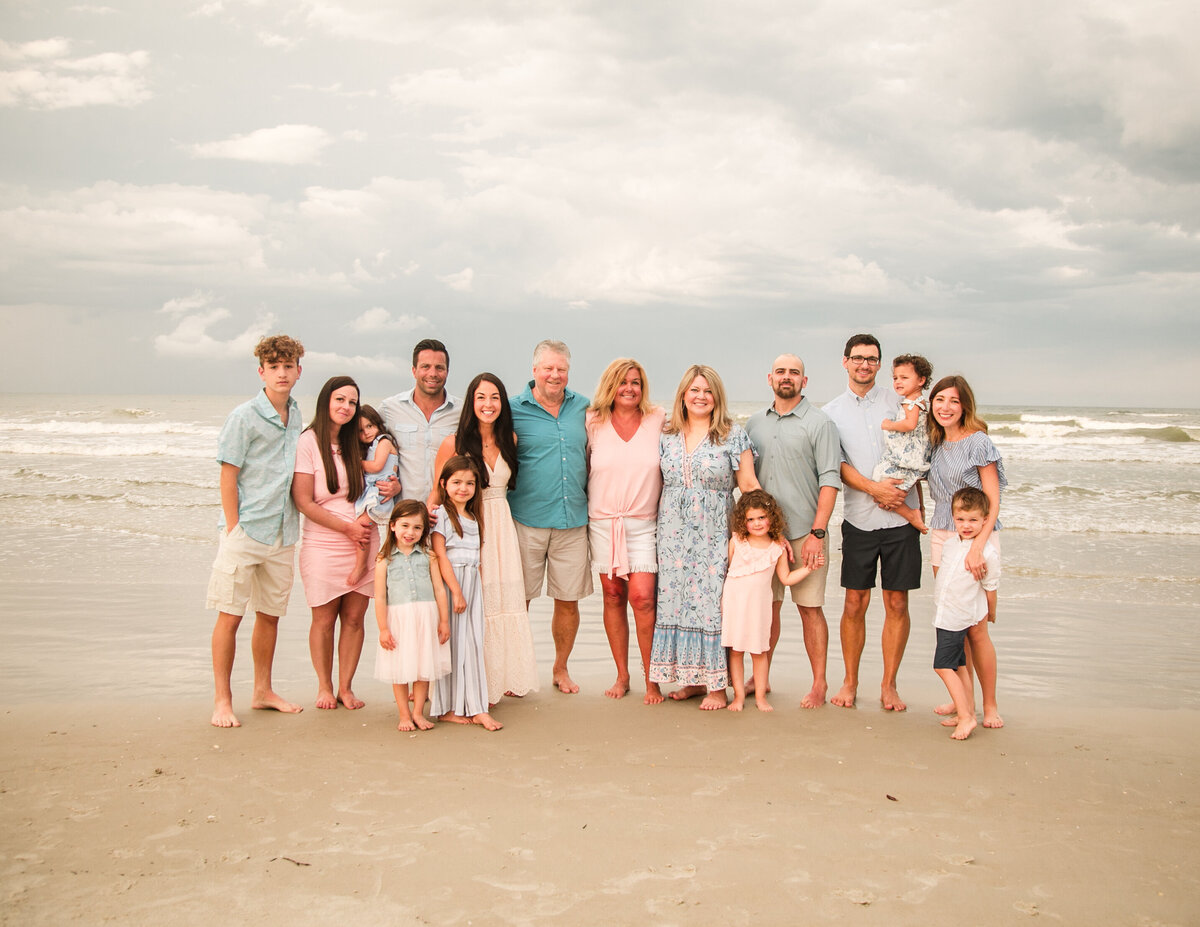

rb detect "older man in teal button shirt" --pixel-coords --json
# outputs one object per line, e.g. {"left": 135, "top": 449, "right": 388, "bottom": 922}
{"left": 509, "top": 339, "right": 592, "bottom": 694}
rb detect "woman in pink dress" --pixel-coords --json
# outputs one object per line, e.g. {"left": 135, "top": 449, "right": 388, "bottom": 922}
{"left": 293, "top": 376, "right": 380, "bottom": 710}
{"left": 586, "top": 359, "right": 665, "bottom": 704}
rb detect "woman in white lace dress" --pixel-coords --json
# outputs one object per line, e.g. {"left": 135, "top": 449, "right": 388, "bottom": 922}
{"left": 431, "top": 373, "right": 538, "bottom": 704}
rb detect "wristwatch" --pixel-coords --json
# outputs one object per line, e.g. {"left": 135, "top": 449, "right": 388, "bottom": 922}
{"left": 809, "top": 528, "right": 827, "bottom": 539}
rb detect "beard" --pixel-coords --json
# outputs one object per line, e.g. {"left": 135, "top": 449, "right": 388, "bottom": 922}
{"left": 773, "top": 382, "right": 798, "bottom": 399}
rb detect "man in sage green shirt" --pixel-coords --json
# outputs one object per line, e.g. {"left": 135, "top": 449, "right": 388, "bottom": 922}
{"left": 744, "top": 353, "right": 840, "bottom": 708}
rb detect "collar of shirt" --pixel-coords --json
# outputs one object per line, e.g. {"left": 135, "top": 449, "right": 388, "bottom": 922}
{"left": 395, "top": 387, "right": 455, "bottom": 414}
{"left": 250, "top": 389, "right": 297, "bottom": 427}
{"left": 764, "top": 397, "right": 810, "bottom": 421}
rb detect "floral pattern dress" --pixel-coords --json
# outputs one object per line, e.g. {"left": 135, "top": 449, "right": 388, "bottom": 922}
{"left": 649, "top": 424, "right": 754, "bottom": 691}
{"left": 872, "top": 397, "right": 930, "bottom": 491}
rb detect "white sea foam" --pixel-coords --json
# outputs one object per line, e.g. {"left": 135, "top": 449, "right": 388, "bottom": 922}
{"left": 0, "top": 419, "right": 216, "bottom": 437}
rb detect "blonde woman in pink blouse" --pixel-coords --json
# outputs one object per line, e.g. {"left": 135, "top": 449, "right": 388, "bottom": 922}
{"left": 586, "top": 359, "right": 666, "bottom": 704}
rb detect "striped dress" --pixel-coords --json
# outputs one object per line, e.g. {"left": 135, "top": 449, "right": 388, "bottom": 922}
{"left": 927, "top": 431, "right": 1007, "bottom": 531}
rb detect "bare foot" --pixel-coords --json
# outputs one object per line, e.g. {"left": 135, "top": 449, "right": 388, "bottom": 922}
{"left": 553, "top": 672, "right": 580, "bottom": 694}
{"left": 345, "top": 564, "right": 368, "bottom": 587}
{"left": 337, "top": 690, "right": 365, "bottom": 710}
{"left": 471, "top": 712, "right": 503, "bottom": 731}
{"left": 951, "top": 716, "right": 978, "bottom": 740}
{"left": 440, "top": 712, "right": 470, "bottom": 724}
{"left": 643, "top": 683, "right": 665, "bottom": 706}
{"left": 933, "top": 702, "right": 956, "bottom": 716}
{"left": 831, "top": 684, "right": 857, "bottom": 708}
{"left": 397, "top": 716, "right": 417, "bottom": 732}
{"left": 316, "top": 690, "right": 338, "bottom": 710}
{"left": 799, "top": 683, "right": 827, "bottom": 709}
{"left": 503, "top": 691, "right": 525, "bottom": 698}
{"left": 755, "top": 695, "right": 774, "bottom": 712}
{"left": 211, "top": 700, "right": 241, "bottom": 728}
{"left": 413, "top": 714, "right": 435, "bottom": 731}
{"left": 251, "top": 691, "right": 303, "bottom": 714}
{"left": 940, "top": 716, "right": 960, "bottom": 727}
{"left": 668, "top": 685, "right": 705, "bottom": 701}
{"left": 727, "top": 696, "right": 745, "bottom": 711}
{"left": 699, "top": 691, "right": 727, "bottom": 711}
{"left": 604, "top": 676, "right": 631, "bottom": 699}
{"left": 983, "top": 711, "right": 1005, "bottom": 729}
{"left": 744, "top": 678, "right": 771, "bottom": 696}
{"left": 880, "top": 686, "right": 907, "bottom": 712}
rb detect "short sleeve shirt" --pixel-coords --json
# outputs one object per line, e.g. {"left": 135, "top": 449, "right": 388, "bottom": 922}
{"left": 745, "top": 399, "right": 841, "bottom": 539}
{"left": 379, "top": 388, "right": 461, "bottom": 503}
{"left": 508, "top": 383, "right": 589, "bottom": 529}
{"left": 215, "top": 390, "right": 302, "bottom": 546}
{"left": 932, "top": 536, "right": 1001, "bottom": 631}
{"left": 824, "top": 385, "right": 915, "bottom": 531}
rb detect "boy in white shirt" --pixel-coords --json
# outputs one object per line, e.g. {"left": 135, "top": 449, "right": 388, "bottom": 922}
{"left": 932, "top": 487, "right": 1000, "bottom": 740}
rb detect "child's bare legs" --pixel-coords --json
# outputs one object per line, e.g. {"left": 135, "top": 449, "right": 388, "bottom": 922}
{"left": 249, "top": 612, "right": 302, "bottom": 714}
{"left": 893, "top": 501, "right": 929, "bottom": 534}
{"left": 410, "top": 681, "right": 434, "bottom": 730}
{"left": 935, "top": 666, "right": 977, "bottom": 740}
{"left": 967, "top": 620, "right": 1002, "bottom": 728}
{"left": 751, "top": 653, "right": 773, "bottom": 711}
{"left": 211, "top": 611, "right": 301, "bottom": 727}
{"left": 393, "top": 683, "right": 417, "bottom": 731}
{"left": 211, "top": 611, "right": 244, "bottom": 727}
{"left": 727, "top": 650, "right": 747, "bottom": 711}
{"left": 345, "top": 514, "right": 374, "bottom": 586}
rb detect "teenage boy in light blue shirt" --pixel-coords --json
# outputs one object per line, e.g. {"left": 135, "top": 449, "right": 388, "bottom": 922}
{"left": 206, "top": 334, "right": 305, "bottom": 728}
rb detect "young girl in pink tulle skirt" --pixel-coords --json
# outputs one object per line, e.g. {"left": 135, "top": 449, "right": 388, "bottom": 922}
{"left": 373, "top": 499, "right": 450, "bottom": 732}
{"left": 722, "top": 490, "right": 824, "bottom": 713}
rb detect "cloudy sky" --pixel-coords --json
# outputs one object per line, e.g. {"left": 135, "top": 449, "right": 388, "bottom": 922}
{"left": 2, "top": 1, "right": 1197, "bottom": 407}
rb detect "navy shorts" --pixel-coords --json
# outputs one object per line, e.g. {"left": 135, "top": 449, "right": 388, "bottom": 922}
{"left": 839, "top": 521, "right": 922, "bottom": 591}
{"left": 933, "top": 627, "right": 969, "bottom": 670}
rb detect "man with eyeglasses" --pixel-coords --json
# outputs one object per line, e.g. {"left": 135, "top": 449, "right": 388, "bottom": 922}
{"left": 824, "top": 333, "right": 921, "bottom": 712}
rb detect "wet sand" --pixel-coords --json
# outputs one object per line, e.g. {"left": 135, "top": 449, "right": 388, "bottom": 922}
{"left": 2, "top": 685, "right": 1197, "bottom": 926}
{"left": 2, "top": 519, "right": 1198, "bottom": 924}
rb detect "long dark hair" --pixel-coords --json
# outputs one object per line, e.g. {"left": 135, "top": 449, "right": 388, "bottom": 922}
{"left": 455, "top": 372, "right": 519, "bottom": 490}
{"left": 436, "top": 455, "right": 484, "bottom": 543}
{"left": 307, "top": 375, "right": 365, "bottom": 502}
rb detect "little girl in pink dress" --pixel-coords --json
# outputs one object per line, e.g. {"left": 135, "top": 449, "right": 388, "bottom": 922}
{"left": 721, "top": 490, "right": 823, "bottom": 712}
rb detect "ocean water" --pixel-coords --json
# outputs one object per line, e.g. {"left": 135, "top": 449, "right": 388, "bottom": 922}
{"left": 1, "top": 393, "right": 1198, "bottom": 708}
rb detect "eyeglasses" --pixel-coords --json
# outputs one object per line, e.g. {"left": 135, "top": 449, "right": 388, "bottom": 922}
{"left": 847, "top": 355, "right": 881, "bottom": 367}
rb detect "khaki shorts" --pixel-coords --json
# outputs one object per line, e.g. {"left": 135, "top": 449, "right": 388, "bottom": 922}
{"left": 772, "top": 535, "right": 829, "bottom": 608}
{"left": 930, "top": 528, "right": 1001, "bottom": 568}
{"left": 514, "top": 523, "right": 593, "bottom": 601}
{"left": 205, "top": 524, "right": 295, "bottom": 617}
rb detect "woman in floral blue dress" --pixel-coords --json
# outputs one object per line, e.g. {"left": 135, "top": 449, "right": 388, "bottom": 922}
{"left": 649, "top": 365, "right": 760, "bottom": 710}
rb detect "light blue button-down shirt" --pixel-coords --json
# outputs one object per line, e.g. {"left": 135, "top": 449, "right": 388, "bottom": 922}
{"left": 216, "top": 390, "right": 302, "bottom": 545}
{"left": 824, "top": 384, "right": 914, "bottom": 532}
{"left": 379, "top": 388, "right": 461, "bottom": 503}
{"left": 508, "top": 382, "right": 589, "bottom": 529}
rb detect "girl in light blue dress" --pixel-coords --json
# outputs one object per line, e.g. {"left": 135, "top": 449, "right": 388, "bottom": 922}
{"left": 429, "top": 456, "right": 502, "bottom": 732}
{"left": 347, "top": 404, "right": 399, "bottom": 586}
{"left": 873, "top": 354, "right": 934, "bottom": 533}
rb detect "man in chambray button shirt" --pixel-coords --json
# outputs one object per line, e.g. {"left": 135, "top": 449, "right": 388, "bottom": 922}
{"left": 824, "top": 333, "right": 921, "bottom": 713}
{"left": 508, "top": 339, "right": 591, "bottom": 695}
{"left": 379, "top": 339, "right": 461, "bottom": 504}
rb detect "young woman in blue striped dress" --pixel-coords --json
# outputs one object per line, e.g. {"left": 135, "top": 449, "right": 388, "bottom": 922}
{"left": 927, "top": 375, "right": 1007, "bottom": 729}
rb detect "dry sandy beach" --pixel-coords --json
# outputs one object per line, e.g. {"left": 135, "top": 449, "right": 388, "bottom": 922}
{"left": 3, "top": 671, "right": 1197, "bottom": 926}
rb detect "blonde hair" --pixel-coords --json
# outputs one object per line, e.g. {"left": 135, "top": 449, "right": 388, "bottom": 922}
{"left": 664, "top": 364, "right": 732, "bottom": 444}
{"left": 588, "top": 358, "right": 653, "bottom": 424}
